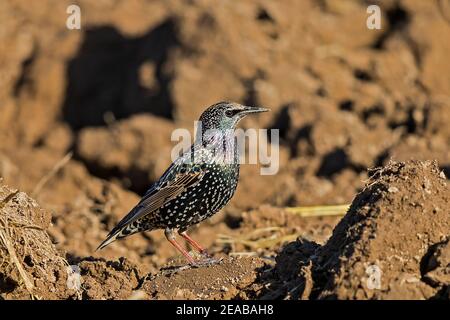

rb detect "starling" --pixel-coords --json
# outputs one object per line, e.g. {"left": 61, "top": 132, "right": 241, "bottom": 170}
{"left": 97, "top": 102, "right": 268, "bottom": 265}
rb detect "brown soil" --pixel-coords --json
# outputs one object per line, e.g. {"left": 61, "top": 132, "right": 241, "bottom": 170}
{"left": 142, "top": 257, "right": 266, "bottom": 300}
{"left": 0, "top": 185, "right": 71, "bottom": 299}
{"left": 1, "top": 160, "right": 448, "bottom": 299}
{"left": 316, "top": 160, "right": 449, "bottom": 300}
{"left": 0, "top": 0, "right": 449, "bottom": 300}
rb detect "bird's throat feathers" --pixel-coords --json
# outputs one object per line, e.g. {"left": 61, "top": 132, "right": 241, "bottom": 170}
{"left": 194, "top": 129, "right": 238, "bottom": 165}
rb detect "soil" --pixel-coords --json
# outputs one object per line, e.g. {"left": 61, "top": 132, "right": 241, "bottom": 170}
{"left": 0, "top": 185, "right": 72, "bottom": 299}
{"left": 0, "top": 0, "right": 449, "bottom": 300}
{"left": 316, "top": 160, "right": 449, "bottom": 300}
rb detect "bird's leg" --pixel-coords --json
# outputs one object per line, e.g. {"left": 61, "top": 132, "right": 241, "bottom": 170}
{"left": 164, "top": 228, "right": 196, "bottom": 265}
{"left": 179, "top": 230, "right": 222, "bottom": 267}
{"left": 179, "top": 231, "right": 210, "bottom": 257}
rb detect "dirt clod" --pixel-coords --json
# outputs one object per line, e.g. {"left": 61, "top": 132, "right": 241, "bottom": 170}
{"left": 142, "top": 257, "right": 265, "bottom": 300}
{"left": 313, "top": 160, "right": 449, "bottom": 300}
{"left": 0, "top": 184, "right": 71, "bottom": 299}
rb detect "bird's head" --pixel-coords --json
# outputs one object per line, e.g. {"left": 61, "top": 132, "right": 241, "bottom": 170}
{"left": 198, "top": 101, "right": 269, "bottom": 132}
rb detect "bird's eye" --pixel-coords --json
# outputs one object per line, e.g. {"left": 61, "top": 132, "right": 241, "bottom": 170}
{"left": 225, "top": 110, "right": 238, "bottom": 117}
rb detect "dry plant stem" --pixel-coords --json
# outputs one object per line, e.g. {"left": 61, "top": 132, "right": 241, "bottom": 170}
{"left": 31, "top": 151, "right": 73, "bottom": 198}
{"left": 439, "top": 0, "right": 450, "bottom": 24}
{"left": 285, "top": 204, "right": 350, "bottom": 217}
{"left": 216, "top": 205, "right": 349, "bottom": 251}
{"left": 0, "top": 228, "right": 34, "bottom": 292}
{"left": 0, "top": 191, "right": 34, "bottom": 294}
{"left": 0, "top": 190, "right": 19, "bottom": 210}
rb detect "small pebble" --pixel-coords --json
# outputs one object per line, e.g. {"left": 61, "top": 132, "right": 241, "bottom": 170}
{"left": 388, "top": 186, "right": 399, "bottom": 193}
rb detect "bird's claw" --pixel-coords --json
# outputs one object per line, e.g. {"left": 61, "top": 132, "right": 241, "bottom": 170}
{"left": 160, "top": 264, "right": 192, "bottom": 275}
{"left": 190, "top": 256, "right": 223, "bottom": 268}
{"left": 200, "top": 249, "right": 213, "bottom": 259}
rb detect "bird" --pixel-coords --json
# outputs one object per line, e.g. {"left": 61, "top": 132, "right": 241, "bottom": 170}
{"left": 97, "top": 101, "right": 268, "bottom": 265}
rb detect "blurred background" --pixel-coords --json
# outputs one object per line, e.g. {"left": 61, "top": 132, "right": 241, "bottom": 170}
{"left": 0, "top": 0, "right": 449, "bottom": 273}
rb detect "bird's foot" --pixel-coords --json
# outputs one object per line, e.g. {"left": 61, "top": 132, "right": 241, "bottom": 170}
{"left": 190, "top": 256, "right": 223, "bottom": 268}
{"left": 160, "top": 256, "right": 223, "bottom": 273}
{"left": 160, "top": 264, "right": 193, "bottom": 275}
{"left": 200, "top": 249, "right": 213, "bottom": 259}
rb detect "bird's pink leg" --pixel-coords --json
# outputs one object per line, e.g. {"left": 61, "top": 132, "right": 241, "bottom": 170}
{"left": 164, "top": 228, "right": 195, "bottom": 265}
{"left": 179, "top": 231, "right": 209, "bottom": 256}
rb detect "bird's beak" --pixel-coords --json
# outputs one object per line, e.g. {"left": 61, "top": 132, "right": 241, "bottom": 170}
{"left": 241, "top": 105, "right": 269, "bottom": 115}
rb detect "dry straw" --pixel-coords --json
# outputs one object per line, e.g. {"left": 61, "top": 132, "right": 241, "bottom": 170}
{"left": 285, "top": 204, "right": 349, "bottom": 217}
{"left": 0, "top": 190, "right": 34, "bottom": 294}
{"left": 0, "top": 187, "right": 69, "bottom": 299}
{"left": 31, "top": 151, "right": 73, "bottom": 198}
{"left": 217, "top": 204, "right": 349, "bottom": 251}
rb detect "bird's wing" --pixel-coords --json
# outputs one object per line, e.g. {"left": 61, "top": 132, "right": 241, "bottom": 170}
{"left": 114, "top": 158, "right": 206, "bottom": 230}
{"left": 96, "top": 146, "right": 210, "bottom": 251}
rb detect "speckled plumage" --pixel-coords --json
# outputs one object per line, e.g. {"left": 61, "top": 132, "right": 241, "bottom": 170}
{"left": 97, "top": 102, "right": 268, "bottom": 264}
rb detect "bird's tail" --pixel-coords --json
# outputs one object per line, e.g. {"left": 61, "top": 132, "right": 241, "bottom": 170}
{"left": 96, "top": 224, "right": 134, "bottom": 251}
{"left": 96, "top": 204, "right": 147, "bottom": 251}
{"left": 96, "top": 229, "right": 120, "bottom": 251}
